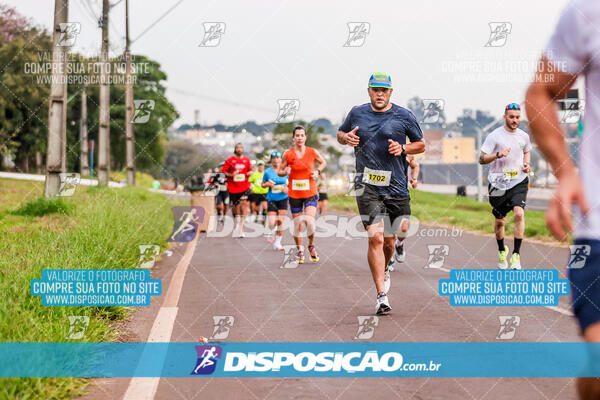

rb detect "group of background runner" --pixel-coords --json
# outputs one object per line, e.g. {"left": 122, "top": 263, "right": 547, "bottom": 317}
{"left": 206, "top": 129, "right": 327, "bottom": 262}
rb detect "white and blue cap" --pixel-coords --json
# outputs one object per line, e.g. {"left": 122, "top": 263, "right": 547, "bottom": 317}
{"left": 368, "top": 72, "right": 392, "bottom": 88}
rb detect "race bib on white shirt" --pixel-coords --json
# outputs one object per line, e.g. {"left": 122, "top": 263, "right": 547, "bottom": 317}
{"left": 502, "top": 168, "right": 519, "bottom": 180}
{"left": 362, "top": 167, "right": 391, "bottom": 186}
{"left": 272, "top": 184, "right": 283, "bottom": 193}
{"left": 292, "top": 179, "right": 310, "bottom": 191}
{"left": 218, "top": 184, "right": 227, "bottom": 191}
{"left": 233, "top": 173, "right": 245, "bottom": 182}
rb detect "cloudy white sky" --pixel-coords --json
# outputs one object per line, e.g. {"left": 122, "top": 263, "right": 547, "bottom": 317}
{"left": 8, "top": 0, "right": 573, "bottom": 127}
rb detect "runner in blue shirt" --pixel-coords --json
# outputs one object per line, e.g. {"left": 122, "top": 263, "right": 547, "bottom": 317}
{"left": 262, "top": 151, "right": 289, "bottom": 251}
{"left": 338, "top": 72, "right": 425, "bottom": 314}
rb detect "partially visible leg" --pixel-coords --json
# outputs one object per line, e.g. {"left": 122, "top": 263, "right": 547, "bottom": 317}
{"left": 261, "top": 200, "right": 268, "bottom": 223}
{"left": 383, "top": 235, "right": 395, "bottom": 267}
{"left": 495, "top": 217, "right": 506, "bottom": 243}
{"left": 292, "top": 212, "right": 303, "bottom": 250}
{"left": 321, "top": 199, "right": 328, "bottom": 216}
{"left": 578, "top": 322, "right": 600, "bottom": 400}
{"left": 238, "top": 198, "right": 249, "bottom": 234}
{"left": 513, "top": 206, "right": 525, "bottom": 254}
{"left": 304, "top": 206, "right": 317, "bottom": 247}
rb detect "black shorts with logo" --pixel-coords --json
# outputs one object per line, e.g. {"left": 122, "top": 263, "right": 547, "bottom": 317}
{"left": 215, "top": 190, "right": 229, "bottom": 206}
{"left": 355, "top": 183, "right": 411, "bottom": 233}
{"left": 229, "top": 189, "right": 251, "bottom": 206}
{"left": 248, "top": 192, "right": 267, "bottom": 205}
{"left": 267, "top": 198, "right": 289, "bottom": 212}
{"left": 488, "top": 177, "right": 528, "bottom": 219}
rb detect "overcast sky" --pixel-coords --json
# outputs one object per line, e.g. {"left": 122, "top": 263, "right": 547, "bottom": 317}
{"left": 8, "top": 0, "right": 573, "bottom": 127}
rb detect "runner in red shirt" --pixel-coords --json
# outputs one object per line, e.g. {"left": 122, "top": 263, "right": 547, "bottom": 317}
{"left": 278, "top": 126, "right": 326, "bottom": 263}
{"left": 222, "top": 143, "right": 253, "bottom": 237}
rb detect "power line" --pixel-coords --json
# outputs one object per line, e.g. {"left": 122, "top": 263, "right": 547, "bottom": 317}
{"left": 132, "top": 0, "right": 185, "bottom": 43}
{"left": 167, "top": 87, "right": 274, "bottom": 114}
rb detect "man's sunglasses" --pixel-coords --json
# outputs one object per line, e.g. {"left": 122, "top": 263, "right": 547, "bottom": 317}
{"left": 505, "top": 103, "right": 520, "bottom": 111}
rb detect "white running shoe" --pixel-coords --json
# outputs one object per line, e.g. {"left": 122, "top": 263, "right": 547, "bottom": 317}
{"left": 274, "top": 242, "right": 284, "bottom": 251}
{"left": 509, "top": 253, "right": 521, "bottom": 270}
{"left": 376, "top": 293, "right": 392, "bottom": 315}
{"left": 384, "top": 268, "right": 391, "bottom": 293}
{"left": 395, "top": 240, "right": 405, "bottom": 263}
{"left": 388, "top": 258, "right": 395, "bottom": 272}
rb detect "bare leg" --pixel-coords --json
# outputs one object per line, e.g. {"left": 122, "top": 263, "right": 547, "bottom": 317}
{"left": 513, "top": 206, "right": 524, "bottom": 239}
{"left": 292, "top": 212, "right": 303, "bottom": 250}
{"left": 578, "top": 322, "right": 600, "bottom": 399}
{"left": 276, "top": 210, "right": 287, "bottom": 237}
{"left": 495, "top": 217, "right": 506, "bottom": 241}
{"left": 366, "top": 221, "right": 386, "bottom": 294}
{"left": 304, "top": 206, "right": 317, "bottom": 247}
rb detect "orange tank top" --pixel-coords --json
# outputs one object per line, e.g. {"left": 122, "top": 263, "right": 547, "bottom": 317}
{"left": 286, "top": 146, "right": 318, "bottom": 199}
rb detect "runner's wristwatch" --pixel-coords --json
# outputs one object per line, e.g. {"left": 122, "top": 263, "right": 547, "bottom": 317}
{"left": 401, "top": 144, "right": 406, "bottom": 154}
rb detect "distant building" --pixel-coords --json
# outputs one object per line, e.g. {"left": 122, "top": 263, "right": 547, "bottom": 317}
{"left": 416, "top": 130, "right": 443, "bottom": 163}
{"left": 442, "top": 137, "right": 475, "bottom": 163}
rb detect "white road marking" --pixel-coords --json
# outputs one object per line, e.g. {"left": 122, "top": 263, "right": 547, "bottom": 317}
{"left": 122, "top": 235, "right": 199, "bottom": 400}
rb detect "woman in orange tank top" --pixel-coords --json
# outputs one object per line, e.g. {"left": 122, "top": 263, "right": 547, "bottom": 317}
{"left": 278, "top": 126, "right": 326, "bottom": 264}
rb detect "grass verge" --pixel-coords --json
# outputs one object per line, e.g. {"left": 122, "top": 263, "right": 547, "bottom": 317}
{"left": 0, "top": 178, "right": 179, "bottom": 399}
{"left": 328, "top": 189, "right": 554, "bottom": 243}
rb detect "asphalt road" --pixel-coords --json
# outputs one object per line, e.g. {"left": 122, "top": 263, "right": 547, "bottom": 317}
{"left": 81, "top": 213, "right": 580, "bottom": 400}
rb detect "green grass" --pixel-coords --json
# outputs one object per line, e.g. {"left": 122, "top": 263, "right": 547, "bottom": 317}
{"left": 0, "top": 178, "right": 179, "bottom": 399}
{"left": 109, "top": 170, "right": 157, "bottom": 188}
{"left": 328, "top": 189, "right": 554, "bottom": 242}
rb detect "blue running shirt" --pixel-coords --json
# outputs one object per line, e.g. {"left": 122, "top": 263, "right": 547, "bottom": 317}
{"left": 339, "top": 103, "right": 424, "bottom": 196}
{"left": 262, "top": 166, "right": 289, "bottom": 201}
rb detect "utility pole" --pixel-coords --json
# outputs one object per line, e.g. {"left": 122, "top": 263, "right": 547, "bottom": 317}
{"left": 124, "top": 0, "right": 135, "bottom": 185}
{"left": 44, "top": 0, "right": 69, "bottom": 197}
{"left": 79, "top": 84, "right": 89, "bottom": 176}
{"left": 97, "top": 0, "right": 110, "bottom": 186}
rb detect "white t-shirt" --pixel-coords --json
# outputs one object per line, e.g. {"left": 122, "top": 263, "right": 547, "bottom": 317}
{"left": 546, "top": 0, "right": 600, "bottom": 238}
{"left": 481, "top": 126, "right": 532, "bottom": 190}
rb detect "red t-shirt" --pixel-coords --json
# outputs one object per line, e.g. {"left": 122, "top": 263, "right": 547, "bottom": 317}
{"left": 222, "top": 156, "right": 252, "bottom": 193}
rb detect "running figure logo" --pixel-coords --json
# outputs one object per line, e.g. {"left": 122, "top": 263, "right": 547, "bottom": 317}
{"left": 199, "top": 22, "right": 226, "bottom": 47}
{"left": 137, "top": 245, "right": 160, "bottom": 269}
{"left": 568, "top": 245, "right": 591, "bottom": 269}
{"left": 58, "top": 173, "right": 80, "bottom": 197}
{"left": 281, "top": 245, "right": 302, "bottom": 269}
{"left": 210, "top": 316, "right": 234, "bottom": 340}
{"left": 168, "top": 207, "right": 205, "bottom": 242}
{"left": 57, "top": 22, "right": 81, "bottom": 47}
{"left": 496, "top": 315, "right": 520, "bottom": 340}
{"left": 420, "top": 99, "right": 445, "bottom": 124}
{"left": 343, "top": 22, "right": 370, "bottom": 47}
{"left": 484, "top": 22, "right": 512, "bottom": 47}
{"left": 191, "top": 345, "right": 223, "bottom": 375}
{"left": 133, "top": 100, "right": 155, "bottom": 123}
{"left": 344, "top": 172, "right": 365, "bottom": 197}
{"left": 558, "top": 98, "right": 585, "bottom": 124}
{"left": 424, "top": 244, "right": 449, "bottom": 269}
{"left": 354, "top": 316, "right": 379, "bottom": 340}
{"left": 66, "top": 316, "right": 89, "bottom": 340}
{"left": 275, "top": 99, "right": 300, "bottom": 123}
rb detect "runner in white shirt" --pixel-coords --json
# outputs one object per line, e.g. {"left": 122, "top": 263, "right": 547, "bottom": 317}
{"left": 479, "top": 104, "right": 532, "bottom": 270}
{"left": 525, "top": 1, "right": 598, "bottom": 397}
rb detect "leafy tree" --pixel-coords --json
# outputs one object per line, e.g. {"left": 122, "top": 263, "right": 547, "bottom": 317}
{"left": 65, "top": 54, "right": 179, "bottom": 174}
{"left": 273, "top": 120, "right": 323, "bottom": 150}
{"left": 0, "top": 6, "right": 51, "bottom": 171}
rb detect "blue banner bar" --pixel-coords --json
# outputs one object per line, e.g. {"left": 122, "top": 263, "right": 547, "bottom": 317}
{"left": 2, "top": 342, "right": 600, "bottom": 377}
